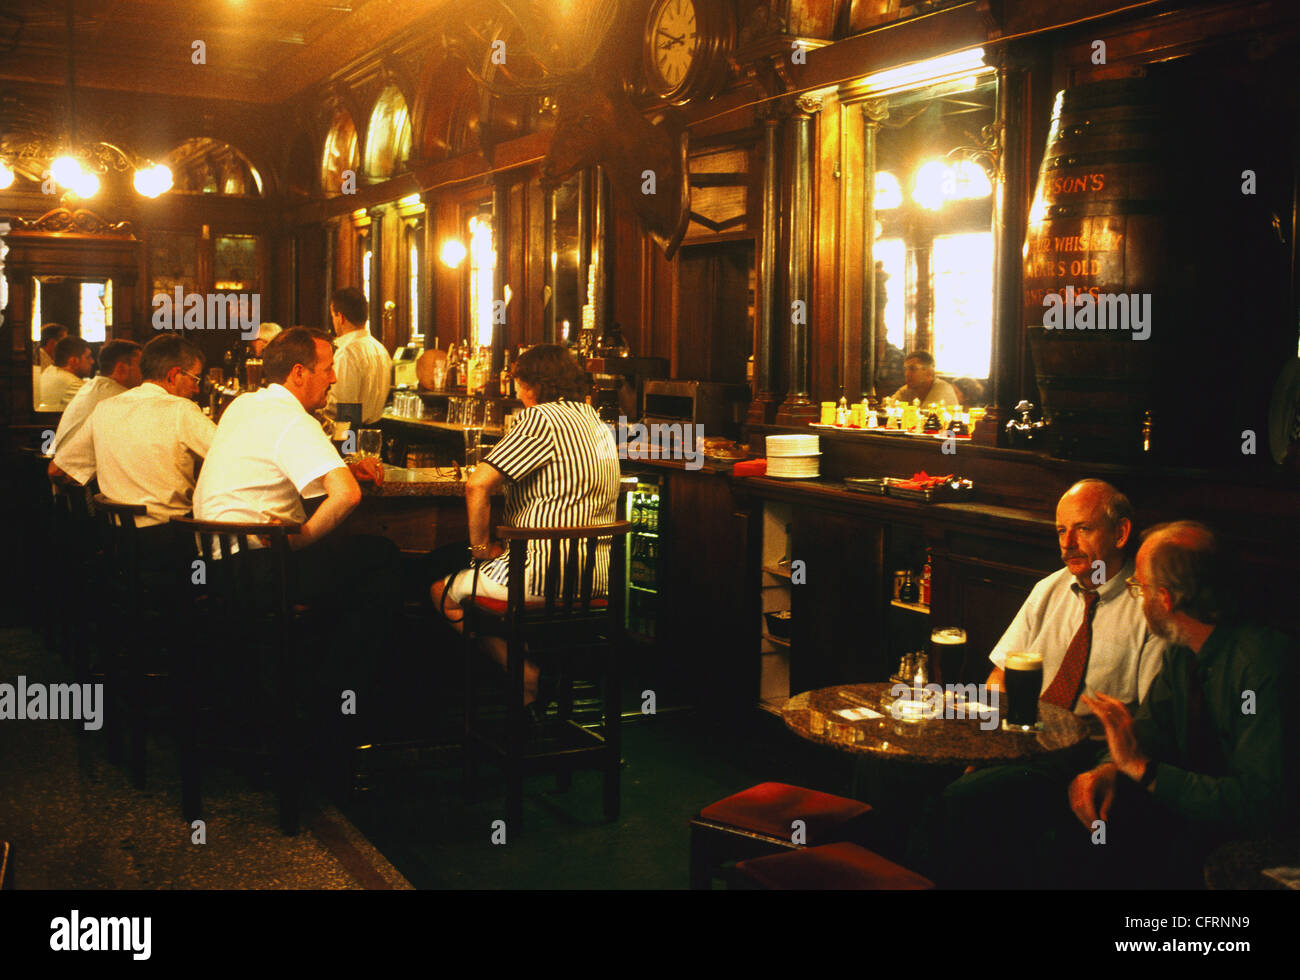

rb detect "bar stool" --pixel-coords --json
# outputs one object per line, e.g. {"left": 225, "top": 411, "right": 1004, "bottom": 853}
{"left": 734, "top": 842, "right": 935, "bottom": 890}
{"left": 689, "top": 782, "right": 875, "bottom": 889}
{"left": 170, "top": 517, "right": 305, "bottom": 836}
{"left": 92, "top": 495, "right": 151, "bottom": 783}
{"left": 460, "top": 518, "right": 631, "bottom": 829}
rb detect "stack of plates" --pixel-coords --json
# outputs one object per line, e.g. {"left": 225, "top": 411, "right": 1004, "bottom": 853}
{"left": 766, "top": 434, "right": 821, "bottom": 479}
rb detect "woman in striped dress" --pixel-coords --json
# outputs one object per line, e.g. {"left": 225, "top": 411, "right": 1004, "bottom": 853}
{"left": 431, "top": 344, "right": 622, "bottom": 715}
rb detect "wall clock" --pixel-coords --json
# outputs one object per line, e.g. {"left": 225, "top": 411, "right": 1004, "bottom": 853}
{"left": 643, "top": 0, "right": 733, "bottom": 104}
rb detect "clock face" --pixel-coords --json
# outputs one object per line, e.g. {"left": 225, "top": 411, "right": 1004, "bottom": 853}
{"left": 650, "top": 0, "right": 700, "bottom": 92}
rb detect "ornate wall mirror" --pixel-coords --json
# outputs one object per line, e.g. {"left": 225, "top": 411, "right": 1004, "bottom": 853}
{"left": 857, "top": 69, "right": 997, "bottom": 408}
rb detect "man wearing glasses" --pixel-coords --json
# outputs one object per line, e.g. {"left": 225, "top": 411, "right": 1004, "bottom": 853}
{"left": 50, "top": 334, "right": 216, "bottom": 581}
{"left": 1069, "top": 521, "right": 1295, "bottom": 886}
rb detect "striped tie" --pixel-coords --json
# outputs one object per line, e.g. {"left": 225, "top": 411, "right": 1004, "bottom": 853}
{"left": 1041, "top": 589, "right": 1100, "bottom": 709}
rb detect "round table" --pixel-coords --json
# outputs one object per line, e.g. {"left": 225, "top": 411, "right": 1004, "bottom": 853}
{"left": 782, "top": 682, "right": 1089, "bottom": 768}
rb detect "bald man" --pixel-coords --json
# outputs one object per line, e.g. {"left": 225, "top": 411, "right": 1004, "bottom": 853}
{"left": 987, "top": 479, "right": 1167, "bottom": 716}
{"left": 1069, "top": 522, "right": 1295, "bottom": 886}
{"left": 909, "top": 480, "right": 1168, "bottom": 887}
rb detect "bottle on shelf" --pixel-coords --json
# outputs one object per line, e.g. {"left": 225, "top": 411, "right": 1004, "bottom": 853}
{"left": 500, "top": 348, "right": 512, "bottom": 397}
{"left": 921, "top": 550, "right": 932, "bottom": 606}
{"left": 836, "top": 387, "right": 849, "bottom": 426}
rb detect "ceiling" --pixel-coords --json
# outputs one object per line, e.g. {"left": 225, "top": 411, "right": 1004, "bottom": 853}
{"left": 0, "top": 0, "right": 449, "bottom": 104}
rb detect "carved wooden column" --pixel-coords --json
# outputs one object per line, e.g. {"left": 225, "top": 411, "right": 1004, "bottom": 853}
{"left": 979, "top": 46, "right": 1032, "bottom": 445}
{"left": 492, "top": 176, "right": 508, "bottom": 374}
{"left": 862, "top": 98, "right": 889, "bottom": 397}
{"left": 748, "top": 109, "right": 782, "bottom": 425}
{"left": 776, "top": 94, "right": 821, "bottom": 425}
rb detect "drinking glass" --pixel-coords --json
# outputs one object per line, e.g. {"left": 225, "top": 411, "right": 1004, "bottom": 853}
{"left": 462, "top": 400, "right": 485, "bottom": 472}
{"left": 1003, "top": 651, "right": 1043, "bottom": 730}
{"left": 358, "top": 428, "right": 382, "bottom": 460}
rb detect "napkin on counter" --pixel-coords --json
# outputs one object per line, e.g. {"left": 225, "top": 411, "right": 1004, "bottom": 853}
{"left": 732, "top": 459, "right": 767, "bottom": 477}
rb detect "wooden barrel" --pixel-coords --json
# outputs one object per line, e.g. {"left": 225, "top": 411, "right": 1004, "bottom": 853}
{"left": 1024, "top": 73, "right": 1292, "bottom": 465}
{"left": 1023, "top": 78, "right": 1174, "bottom": 461}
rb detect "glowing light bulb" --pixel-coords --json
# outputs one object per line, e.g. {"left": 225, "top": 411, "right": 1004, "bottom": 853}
{"left": 72, "top": 171, "right": 99, "bottom": 199}
{"left": 51, "top": 155, "right": 83, "bottom": 187}
{"left": 133, "top": 163, "right": 173, "bottom": 198}
{"left": 440, "top": 239, "right": 467, "bottom": 268}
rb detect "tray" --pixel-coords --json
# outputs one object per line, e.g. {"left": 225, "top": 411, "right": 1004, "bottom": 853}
{"left": 844, "top": 476, "right": 887, "bottom": 495}
{"left": 883, "top": 477, "right": 974, "bottom": 503}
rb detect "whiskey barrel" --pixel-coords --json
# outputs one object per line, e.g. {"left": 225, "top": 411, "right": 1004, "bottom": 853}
{"left": 1023, "top": 78, "right": 1172, "bottom": 461}
{"left": 1024, "top": 73, "right": 1291, "bottom": 464}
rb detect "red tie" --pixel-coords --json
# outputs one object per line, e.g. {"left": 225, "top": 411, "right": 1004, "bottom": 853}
{"left": 1041, "top": 588, "right": 1100, "bottom": 709}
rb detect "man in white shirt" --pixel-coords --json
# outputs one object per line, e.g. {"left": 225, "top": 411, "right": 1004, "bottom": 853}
{"left": 36, "top": 323, "right": 68, "bottom": 370}
{"left": 51, "top": 339, "right": 142, "bottom": 453}
{"left": 912, "top": 479, "right": 1169, "bottom": 887}
{"left": 985, "top": 479, "right": 1167, "bottom": 714}
{"left": 326, "top": 287, "right": 391, "bottom": 426}
{"left": 38, "top": 336, "right": 95, "bottom": 410}
{"left": 33, "top": 323, "right": 68, "bottom": 409}
{"left": 193, "top": 326, "right": 398, "bottom": 734}
{"left": 51, "top": 334, "right": 215, "bottom": 584}
{"left": 52, "top": 335, "right": 213, "bottom": 523}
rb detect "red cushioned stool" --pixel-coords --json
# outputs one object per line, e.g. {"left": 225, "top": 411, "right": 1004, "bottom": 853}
{"left": 689, "top": 782, "right": 873, "bottom": 889}
{"left": 735, "top": 842, "right": 935, "bottom": 890}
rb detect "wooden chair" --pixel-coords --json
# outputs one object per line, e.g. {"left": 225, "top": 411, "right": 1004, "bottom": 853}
{"left": 48, "top": 472, "right": 98, "bottom": 672}
{"left": 170, "top": 517, "right": 305, "bottom": 836}
{"left": 92, "top": 495, "right": 150, "bottom": 782}
{"left": 460, "top": 517, "right": 631, "bottom": 829}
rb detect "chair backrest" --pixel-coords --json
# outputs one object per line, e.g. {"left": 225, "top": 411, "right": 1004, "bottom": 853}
{"left": 497, "top": 519, "right": 632, "bottom": 627}
{"left": 169, "top": 517, "right": 301, "bottom": 629}
{"left": 92, "top": 494, "right": 148, "bottom": 605}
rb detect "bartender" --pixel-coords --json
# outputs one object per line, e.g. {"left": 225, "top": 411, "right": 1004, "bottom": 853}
{"left": 892, "top": 350, "right": 960, "bottom": 407}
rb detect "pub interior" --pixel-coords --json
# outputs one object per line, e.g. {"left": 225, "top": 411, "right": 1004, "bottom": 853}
{"left": 1, "top": 0, "right": 1298, "bottom": 899}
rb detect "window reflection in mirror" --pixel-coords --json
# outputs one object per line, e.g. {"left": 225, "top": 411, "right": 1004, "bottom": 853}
{"left": 866, "top": 73, "right": 995, "bottom": 408}
{"left": 31, "top": 276, "right": 112, "bottom": 344}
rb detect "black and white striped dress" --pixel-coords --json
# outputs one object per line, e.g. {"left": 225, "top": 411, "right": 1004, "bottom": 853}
{"left": 480, "top": 399, "right": 622, "bottom": 597}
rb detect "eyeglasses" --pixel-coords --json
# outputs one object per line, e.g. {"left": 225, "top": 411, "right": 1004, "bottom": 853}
{"left": 1125, "top": 575, "right": 1149, "bottom": 599}
{"left": 180, "top": 370, "right": 203, "bottom": 383}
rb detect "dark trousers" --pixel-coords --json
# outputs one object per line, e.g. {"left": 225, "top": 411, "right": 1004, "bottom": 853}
{"left": 909, "top": 748, "right": 1218, "bottom": 889}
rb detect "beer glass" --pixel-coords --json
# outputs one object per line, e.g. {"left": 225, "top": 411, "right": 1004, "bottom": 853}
{"left": 358, "top": 428, "right": 382, "bottom": 460}
{"left": 930, "top": 627, "right": 967, "bottom": 685}
{"left": 1003, "top": 651, "right": 1044, "bottom": 729}
{"left": 462, "top": 400, "right": 484, "bottom": 472}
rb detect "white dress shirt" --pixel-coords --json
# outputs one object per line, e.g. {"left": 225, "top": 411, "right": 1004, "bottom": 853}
{"left": 52, "top": 375, "right": 126, "bottom": 452}
{"left": 329, "top": 327, "right": 392, "bottom": 425}
{"left": 38, "top": 348, "right": 54, "bottom": 370}
{"left": 989, "top": 561, "right": 1168, "bottom": 714}
{"left": 39, "top": 366, "right": 85, "bottom": 410}
{"left": 194, "top": 383, "right": 345, "bottom": 527}
{"left": 53, "top": 381, "right": 216, "bottom": 527}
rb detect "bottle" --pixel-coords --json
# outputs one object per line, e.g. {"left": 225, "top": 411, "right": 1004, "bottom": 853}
{"left": 900, "top": 571, "right": 919, "bottom": 604}
{"left": 500, "top": 348, "right": 511, "bottom": 397}
{"left": 836, "top": 388, "right": 849, "bottom": 426}
{"left": 446, "top": 343, "right": 460, "bottom": 391}
{"left": 921, "top": 550, "right": 932, "bottom": 606}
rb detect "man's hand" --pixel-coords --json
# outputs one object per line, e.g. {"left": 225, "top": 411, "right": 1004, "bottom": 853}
{"left": 1069, "top": 763, "right": 1118, "bottom": 828}
{"left": 347, "top": 456, "right": 383, "bottom": 486}
{"left": 1080, "top": 692, "right": 1149, "bottom": 781}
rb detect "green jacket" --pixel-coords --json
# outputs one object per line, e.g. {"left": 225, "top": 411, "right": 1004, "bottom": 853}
{"left": 1130, "top": 623, "right": 1296, "bottom": 835}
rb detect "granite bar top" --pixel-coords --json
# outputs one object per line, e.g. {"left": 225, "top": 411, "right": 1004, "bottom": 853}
{"left": 782, "top": 682, "right": 1088, "bottom": 767}
{"left": 363, "top": 465, "right": 469, "bottom": 497}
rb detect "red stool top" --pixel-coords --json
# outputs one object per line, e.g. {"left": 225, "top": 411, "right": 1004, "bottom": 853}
{"left": 737, "top": 842, "right": 935, "bottom": 890}
{"left": 698, "top": 782, "right": 871, "bottom": 843}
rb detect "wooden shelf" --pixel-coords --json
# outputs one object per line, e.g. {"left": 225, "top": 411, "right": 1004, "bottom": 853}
{"left": 762, "top": 632, "right": 791, "bottom": 648}
{"left": 890, "top": 599, "right": 930, "bottom": 614}
{"left": 763, "top": 563, "right": 793, "bottom": 579}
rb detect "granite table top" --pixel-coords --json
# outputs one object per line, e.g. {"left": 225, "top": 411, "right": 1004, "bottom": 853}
{"left": 782, "top": 682, "right": 1088, "bottom": 767}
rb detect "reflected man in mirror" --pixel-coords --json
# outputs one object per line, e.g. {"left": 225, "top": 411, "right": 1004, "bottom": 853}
{"left": 39, "top": 335, "right": 95, "bottom": 410}
{"left": 51, "top": 339, "right": 142, "bottom": 454}
{"left": 891, "top": 351, "right": 959, "bottom": 407}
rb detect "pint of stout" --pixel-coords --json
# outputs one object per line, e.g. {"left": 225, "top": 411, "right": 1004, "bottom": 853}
{"left": 930, "top": 627, "right": 967, "bottom": 684}
{"left": 1004, "top": 651, "right": 1044, "bottom": 728}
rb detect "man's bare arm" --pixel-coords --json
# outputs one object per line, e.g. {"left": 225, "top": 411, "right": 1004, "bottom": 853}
{"left": 294, "top": 466, "right": 361, "bottom": 550}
